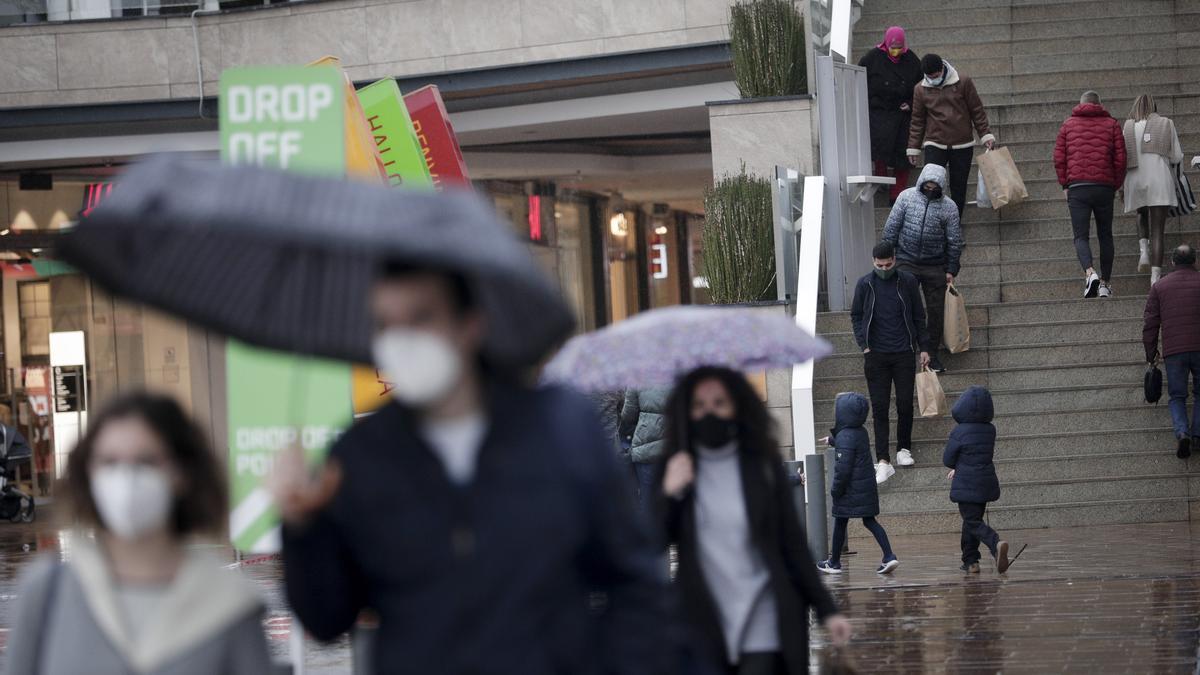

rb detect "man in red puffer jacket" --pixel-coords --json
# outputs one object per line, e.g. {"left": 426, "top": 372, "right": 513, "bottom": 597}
{"left": 1054, "top": 91, "right": 1128, "bottom": 299}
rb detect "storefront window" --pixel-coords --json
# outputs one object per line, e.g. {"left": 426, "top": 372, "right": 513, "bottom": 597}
{"left": 607, "top": 209, "right": 640, "bottom": 323}
{"left": 486, "top": 184, "right": 598, "bottom": 334}
{"left": 645, "top": 213, "right": 681, "bottom": 309}
{"left": 19, "top": 281, "right": 50, "bottom": 358}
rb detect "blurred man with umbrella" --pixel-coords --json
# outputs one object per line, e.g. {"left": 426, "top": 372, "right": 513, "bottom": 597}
{"left": 62, "top": 157, "right": 669, "bottom": 675}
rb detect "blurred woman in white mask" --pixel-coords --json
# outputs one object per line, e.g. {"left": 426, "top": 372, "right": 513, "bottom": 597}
{"left": 5, "top": 393, "right": 273, "bottom": 674}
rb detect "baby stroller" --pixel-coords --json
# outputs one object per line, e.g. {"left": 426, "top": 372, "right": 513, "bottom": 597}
{"left": 0, "top": 425, "right": 35, "bottom": 523}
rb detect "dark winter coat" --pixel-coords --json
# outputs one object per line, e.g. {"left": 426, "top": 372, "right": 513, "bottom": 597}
{"left": 283, "top": 382, "right": 669, "bottom": 675}
{"left": 850, "top": 269, "right": 932, "bottom": 353}
{"left": 1053, "top": 103, "right": 1128, "bottom": 189}
{"left": 664, "top": 451, "right": 839, "bottom": 675}
{"left": 829, "top": 393, "right": 880, "bottom": 518}
{"left": 1143, "top": 266, "right": 1200, "bottom": 361}
{"left": 859, "top": 47, "right": 923, "bottom": 168}
{"left": 620, "top": 387, "right": 671, "bottom": 464}
{"left": 942, "top": 386, "right": 1000, "bottom": 504}
{"left": 881, "top": 163, "right": 965, "bottom": 275}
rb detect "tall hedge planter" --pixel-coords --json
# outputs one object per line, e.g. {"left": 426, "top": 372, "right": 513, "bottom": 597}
{"left": 702, "top": 171, "right": 776, "bottom": 304}
{"left": 730, "top": 0, "right": 808, "bottom": 98}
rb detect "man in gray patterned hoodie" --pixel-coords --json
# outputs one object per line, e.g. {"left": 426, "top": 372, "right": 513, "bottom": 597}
{"left": 882, "top": 162, "right": 965, "bottom": 373}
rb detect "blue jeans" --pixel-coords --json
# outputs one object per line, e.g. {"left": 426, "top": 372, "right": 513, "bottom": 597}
{"left": 1165, "top": 352, "right": 1200, "bottom": 440}
{"left": 633, "top": 462, "right": 658, "bottom": 517}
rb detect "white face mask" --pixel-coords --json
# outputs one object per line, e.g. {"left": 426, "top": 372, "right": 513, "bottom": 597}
{"left": 90, "top": 464, "right": 174, "bottom": 540}
{"left": 372, "top": 328, "right": 464, "bottom": 407}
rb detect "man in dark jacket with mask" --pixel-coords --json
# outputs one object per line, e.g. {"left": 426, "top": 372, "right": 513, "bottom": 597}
{"left": 850, "top": 241, "right": 932, "bottom": 483}
{"left": 882, "top": 162, "right": 964, "bottom": 373}
{"left": 273, "top": 264, "right": 668, "bottom": 675}
{"left": 1143, "top": 244, "right": 1200, "bottom": 458}
{"left": 943, "top": 386, "right": 1010, "bottom": 573}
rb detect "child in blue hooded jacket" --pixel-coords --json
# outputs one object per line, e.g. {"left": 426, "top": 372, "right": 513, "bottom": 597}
{"left": 943, "top": 386, "right": 1011, "bottom": 573}
{"left": 817, "top": 393, "right": 899, "bottom": 575}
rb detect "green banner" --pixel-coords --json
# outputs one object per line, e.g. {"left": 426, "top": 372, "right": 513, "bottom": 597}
{"left": 357, "top": 79, "right": 433, "bottom": 188}
{"left": 220, "top": 65, "right": 354, "bottom": 553}
{"left": 219, "top": 66, "right": 346, "bottom": 175}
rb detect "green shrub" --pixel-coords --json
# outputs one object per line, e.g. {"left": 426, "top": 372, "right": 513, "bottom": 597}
{"left": 730, "top": 0, "right": 808, "bottom": 98}
{"left": 702, "top": 171, "right": 776, "bottom": 304}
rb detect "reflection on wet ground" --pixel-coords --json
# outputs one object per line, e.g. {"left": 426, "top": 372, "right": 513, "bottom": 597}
{"left": 0, "top": 508, "right": 1196, "bottom": 673}
{"left": 811, "top": 520, "right": 1200, "bottom": 673}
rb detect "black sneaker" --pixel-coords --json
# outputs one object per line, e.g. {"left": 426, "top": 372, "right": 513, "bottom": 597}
{"left": 1084, "top": 271, "right": 1100, "bottom": 298}
{"left": 1178, "top": 437, "right": 1193, "bottom": 459}
{"left": 929, "top": 355, "right": 947, "bottom": 373}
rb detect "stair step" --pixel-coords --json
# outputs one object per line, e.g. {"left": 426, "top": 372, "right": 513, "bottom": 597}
{"left": 955, "top": 272, "right": 1151, "bottom": 303}
{"left": 816, "top": 296, "right": 1148, "bottom": 334}
{"left": 813, "top": 338, "right": 1147, "bottom": 377}
{"left": 905, "top": 427, "right": 1177, "bottom": 459}
{"left": 816, "top": 382, "right": 1146, "bottom": 417}
{"left": 813, "top": 361, "right": 1143, "bottom": 400}
{"left": 989, "top": 92, "right": 1200, "bottom": 125}
{"left": 871, "top": 497, "right": 1195, "bottom": 535}
{"left": 815, "top": 405, "right": 1173, "bottom": 438}
{"left": 879, "top": 473, "right": 1193, "bottom": 512}
{"left": 893, "top": 13, "right": 1200, "bottom": 48}
{"left": 885, "top": 452, "right": 1187, "bottom": 489}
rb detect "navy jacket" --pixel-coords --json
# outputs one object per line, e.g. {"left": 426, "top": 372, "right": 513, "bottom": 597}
{"left": 283, "top": 382, "right": 668, "bottom": 675}
{"left": 942, "top": 386, "right": 1001, "bottom": 504}
{"left": 850, "top": 270, "right": 932, "bottom": 353}
{"left": 829, "top": 393, "right": 880, "bottom": 518}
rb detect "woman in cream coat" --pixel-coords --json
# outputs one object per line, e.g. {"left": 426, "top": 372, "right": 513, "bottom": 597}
{"left": 1124, "top": 93, "right": 1185, "bottom": 284}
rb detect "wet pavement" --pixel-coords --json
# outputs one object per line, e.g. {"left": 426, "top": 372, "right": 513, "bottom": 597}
{"left": 811, "top": 520, "right": 1200, "bottom": 673}
{"left": 0, "top": 505, "right": 1195, "bottom": 673}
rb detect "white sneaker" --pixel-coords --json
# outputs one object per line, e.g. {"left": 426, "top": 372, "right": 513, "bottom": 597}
{"left": 895, "top": 449, "right": 915, "bottom": 466}
{"left": 1098, "top": 282, "right": 1112, "bottom": 298}
{"left": 1139, "top": 238, "right": 1151, "bottom": 272}
{"left": 1084, "top": 271, "right": 1100, "bottom": 298}
{"left": 875, "top": 462, "right": 896, "bottom": 484}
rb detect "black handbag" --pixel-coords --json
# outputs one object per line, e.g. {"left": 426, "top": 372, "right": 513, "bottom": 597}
{"left": 1145, "top": 364, "right": 1163, "bottom": 404}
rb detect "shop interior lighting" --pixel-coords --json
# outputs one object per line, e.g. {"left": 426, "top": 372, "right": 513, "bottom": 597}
{"left": 609, "top": 213, "right": 629, "bottom": 237}
{"left": 654, "top": 225, "right": 668, "bottom": 235}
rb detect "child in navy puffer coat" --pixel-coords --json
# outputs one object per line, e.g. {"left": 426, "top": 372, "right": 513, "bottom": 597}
{"left": 943, "top": 386, "right": 1011, "bottom": 573}
{"left": 817, "top": 393, "right": 899, "bottom": 575}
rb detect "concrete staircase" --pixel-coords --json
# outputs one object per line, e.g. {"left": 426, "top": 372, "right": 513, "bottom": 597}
{"left": 812, "top": 0, "right": 1200, "bottom": 534}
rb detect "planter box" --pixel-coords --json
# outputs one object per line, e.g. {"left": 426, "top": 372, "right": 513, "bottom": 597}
{"left": 708, "top": 95, "right": 818, "bottom": 181}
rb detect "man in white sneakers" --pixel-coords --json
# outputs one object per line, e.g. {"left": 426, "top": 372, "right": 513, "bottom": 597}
{"left": 851, "top": 242, "right": 933, "bottom": 483}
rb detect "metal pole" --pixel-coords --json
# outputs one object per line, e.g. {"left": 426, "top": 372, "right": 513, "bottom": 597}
{"left": 784, "top": 460, "right": 806, "bottom": 528}
{"left": 351, "top": 624, "right": 376, "bottom": 675}
{"left": 804, "top": 452, "right": 828, "bottom": 562}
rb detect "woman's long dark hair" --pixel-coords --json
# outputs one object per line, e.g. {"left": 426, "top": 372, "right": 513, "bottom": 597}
{"left": 662, "top": 366, "right": 780, "bottom": 466}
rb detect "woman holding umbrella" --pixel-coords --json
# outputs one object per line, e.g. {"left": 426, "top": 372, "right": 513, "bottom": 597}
{"left": 659, "top": 367, "right": 852, "bottom": 675}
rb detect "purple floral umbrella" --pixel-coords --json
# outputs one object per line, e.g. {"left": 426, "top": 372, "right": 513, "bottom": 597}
{"left": 542, "top": 305, "right": 832, "bottom": 393}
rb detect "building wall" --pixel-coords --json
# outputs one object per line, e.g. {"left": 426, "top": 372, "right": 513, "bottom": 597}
{"left": 0, "top": 0, "right": 739, "bottom": 108}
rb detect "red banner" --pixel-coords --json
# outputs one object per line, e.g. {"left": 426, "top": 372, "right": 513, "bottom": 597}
{"left": 403, "top": 85, "right": 471, "bottom": 190}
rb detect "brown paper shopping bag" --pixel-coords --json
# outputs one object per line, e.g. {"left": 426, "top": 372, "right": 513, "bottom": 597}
{"left": 916, "top": 367, "right": 948, "bottom": 418}
{"left": 943, "top": 283, "right": 970, "bottom": 354}
{"left": 976, "top": 146, "right": 1028, "bottom": 209}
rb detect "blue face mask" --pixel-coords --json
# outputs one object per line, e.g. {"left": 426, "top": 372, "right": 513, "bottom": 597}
{"left": 925, "top": 72, "right": 946, "bottom": 87}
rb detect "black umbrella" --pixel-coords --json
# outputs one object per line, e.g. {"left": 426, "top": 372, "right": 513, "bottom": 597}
{"left": 60, "top": 155, "right": 574, "bottom": 367}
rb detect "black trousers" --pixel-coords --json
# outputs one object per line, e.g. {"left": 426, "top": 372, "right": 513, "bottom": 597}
{"left": 864, "top": 351, "right": 916, "bottom": 463}
{"left": 958, "top": 502, "right": 1000, "bottom": 565}
{"left": 727, "top": 652, "right": 785, "bottom": 675}
{"left": 896, "top": 261, "right": 947, "bottom": 352}
{"left": 923, "top": 145, "right": 974, "bottom": 216}
{"left": 1067, "top": 184, "right": 1116, "bottom": 280}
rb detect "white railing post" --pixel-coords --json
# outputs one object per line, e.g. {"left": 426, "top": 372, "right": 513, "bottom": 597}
{"left": 791, "top": 175, "right": 825, "bottom": 463}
